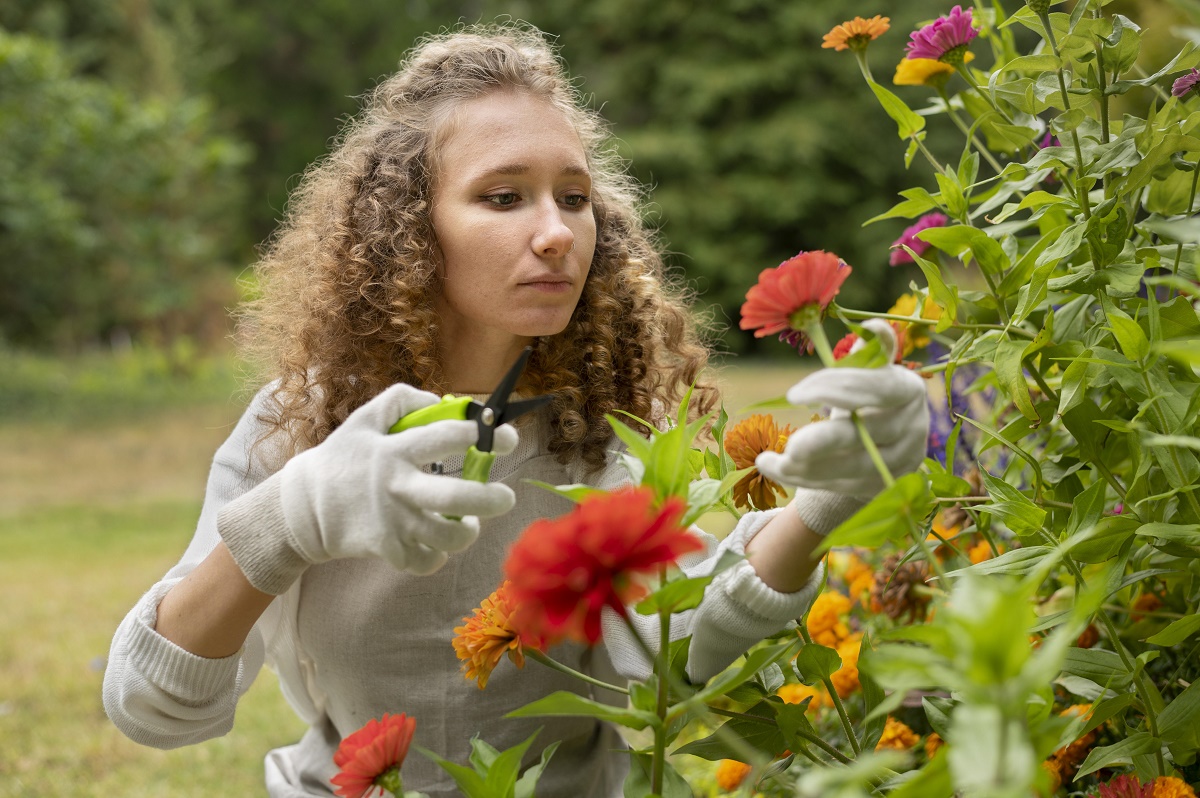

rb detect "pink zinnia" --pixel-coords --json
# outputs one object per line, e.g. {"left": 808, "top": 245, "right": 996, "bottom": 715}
{"left": 1173, "top": 68, "right": 1200, "bottom": 98}
{"left": 889, "top": 213, "right": 948, "bottom": 266}
{"left": 739, "top": 250, "right": 851, "bottom": 353}
{"left": 905, "top": 6, "right": 978, "bottom": 64}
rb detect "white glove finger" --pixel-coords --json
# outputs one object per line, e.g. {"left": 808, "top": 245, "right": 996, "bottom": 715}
{"left": 492, "top": 423, "right": 519, "bottom": 456}
{"left": 387, "top": 419, "right": 484, "bottom": 463}
{"left": 396, "top": 472, "right": 517, "bottom": 518}
{"left": 786, "top": 365, "right": 926, "bottom": 412}
{"left": 395, "top": 539, "right": 449, "bottom": 576}
{"left": 346, "top": 383, "right": 441, "bottom": 431}
{"left": 407, "top": 512, "right": 482, "bottom": 554}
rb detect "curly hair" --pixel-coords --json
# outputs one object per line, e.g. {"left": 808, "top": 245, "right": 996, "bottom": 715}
{"left": 237, "top": 22, "right": 718, "bottom": 470}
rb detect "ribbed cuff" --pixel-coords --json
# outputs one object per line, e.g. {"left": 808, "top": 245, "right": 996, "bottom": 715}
{"left": 716, "top": 512, "right": 825, "bottom": 621}
{"left": 218, "top": 476, "right": 310, "bottom": 595}
{"left": 792, "top": 488, "right": 865, "bottom": 536}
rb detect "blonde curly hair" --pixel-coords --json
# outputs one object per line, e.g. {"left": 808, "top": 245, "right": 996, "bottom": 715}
{"left": 237, "top": 22, "right": 717, "bottom": 470}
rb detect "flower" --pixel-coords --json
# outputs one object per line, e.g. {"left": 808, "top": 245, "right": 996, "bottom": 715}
{"left": 887, "top": 292, "right": 942, "bottom": 354}
{"left": 876, "top": 717, "right": 920, "bottom": 750}
{"left": 870, "top": 553, "right": 931, "bottom": 622}
{"left": 831, "top": 324, "right": 906, "bottom": 363}
{"left": 967, "top": 538, "right": 994, "bottom": 564}
{"left": 724, "top": 414, "right": 796, "bottom": 510}
{"left": 331, "top": 713, "right": 417, "bottom": 798}
{"left": 822, "top": 16, "right": 890, "bottom": 52}
{"left": 1150, "top": 777, "right": 1198, "bottom": 798}
{"left": 1098, "top": 774, "right": 1153, "bottom": 798}
{"left": 806, "top": 590, "right": 853, "bottom": 647}
{"left": 1131, "top": 592, "right": 1163, "bottom": 621}
{"left": 924, "top": 733, "right": 945, "bottom": 759}
{"left": 452, "top": 581, "right": 537, "bottom": 689}
{"left": 1076, "top": 623, "right": 1100, "bottom": 649}
{"left": 503, "top": 487, "right": 704, "bottom": 645}
{"left": 778, "top": 682, "right": 826, "bottom": 713}
{"left": 715, "top": 759, "right": 753, "bottom": 790}
{"left": 889, "top": 213, "right": 949, "bottom": 266}
{"left": 739, "top": 250, "right": 852, "bottom": 353}
{"left": 905, "top": 5, "right": 979, "bottom": 64}
{"left": 1173, "top": 68, "right": 1200, "bottom": 98}
{"left": 893, "top": 52, "right": 974, "bottom": 86}
{"left": 842, "top": 554, "right": 876, "bottom": 605}
{"left": 830, "top": 634, "right": 862, "bottom": 698}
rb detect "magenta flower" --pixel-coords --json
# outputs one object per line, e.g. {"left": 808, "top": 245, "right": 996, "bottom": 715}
{"left": 1173, "top": 68, "right": 1200, "bottom": 98}
{"left": 889, "top": 213, "right": 949, "bottom": 266}
{"left": 905, "top": 6, "right": 978, "bottom": 64}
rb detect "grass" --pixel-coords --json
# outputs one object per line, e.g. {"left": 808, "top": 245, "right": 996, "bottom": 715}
{"left": 0, "top": 349, "right": 809, "bottom": 796}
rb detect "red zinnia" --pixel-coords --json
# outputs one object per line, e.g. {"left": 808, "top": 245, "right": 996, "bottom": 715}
{"left": 1097, "top": 774, "right": 1153, "bottom": 798}
{"left": 503, "top": 487, "right": 704, "bottom": 645}
{"left": 331, "top": 713, "right": 417, "bottom": 798}
{"left": 739, "top": 250, "right": 851, "bottom": 353}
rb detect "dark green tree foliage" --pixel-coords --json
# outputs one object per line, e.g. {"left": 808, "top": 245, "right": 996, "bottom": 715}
{"left": 0, "top": 28, "right": 248, "bottom": 349}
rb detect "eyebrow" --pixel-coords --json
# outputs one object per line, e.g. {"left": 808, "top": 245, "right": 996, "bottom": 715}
{"left": 470, "top": 162, "right": 591, "bottom": 181}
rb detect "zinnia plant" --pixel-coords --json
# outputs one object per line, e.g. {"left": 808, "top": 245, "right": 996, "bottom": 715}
{"left": 331, "top": 713, "right": 416, "bottom": 798}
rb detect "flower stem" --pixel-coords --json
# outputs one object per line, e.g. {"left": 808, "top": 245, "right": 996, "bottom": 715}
{"left": 650, "top": 566, "right": 672, "bottom": 796}
{"left": 706, "top": 706, "right": 852, "bottom": 765}
{"left": 1172, "top": 160, "right": 1200, "bottom": 284}
{"left": 935, "top": 85, "right": 1008, "bottom": 178}
{"left": 954, "top": 62, "right": 1015, "bottom": 126}
{"left": 526, "top": 649, "right": 631, "bottom": 695}
{"left": 1140, "top": 370, "right": 1200, "bottom": 520}
{"left": 797, "top": 624, "right": 861, "bottom": 757}
{"left": 1036, "top": 10, "right": 1092, "bottom": 220}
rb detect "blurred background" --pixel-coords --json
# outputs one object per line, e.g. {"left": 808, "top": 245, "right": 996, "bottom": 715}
{"left": 0, "top": 0, "right": 1194, "bottom": 795}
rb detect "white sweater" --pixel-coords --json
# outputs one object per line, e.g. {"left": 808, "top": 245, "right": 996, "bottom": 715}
{"left": 103, "top": 388, "right": 854, "bottom": 797}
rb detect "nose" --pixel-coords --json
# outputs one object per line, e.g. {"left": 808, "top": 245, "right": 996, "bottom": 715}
{"left": 531, "top": 201, "right": 574, "bottom": 258}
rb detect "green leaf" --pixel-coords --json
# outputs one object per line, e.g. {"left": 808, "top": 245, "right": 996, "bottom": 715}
{"left": 689, "top": 640, "right": 800, "bottom": 706}
{"left": 1068, "top": 516, "right": 1139, "bottom": 563}
{"left": 672, "top": 700, "right": 786, "bottom": 761}
{"left": 1158, "top": 680, "right": 1200, "bottom": 763}
{"left": 919, "top": 225, "right": 1010, "bottom": 277}
{"left": 908, "top": 247, "right": 959, "bottom": 330}
{"left": 1135, "top": 522, "right": 1200, "bottom": 547}
{"left": 994, "top": 339, "right": 1040, "bottom": 423}
{"left": 794, "top": 642, "right": 841, "bottom": 685}
{"left": 1061, "top": 647, "right": 1132, "bottom": 690}
{"left": 1146, "top": 613, "right": 1200, "bottom": 646}
{"left": 887, "top": 751, "right": 954, "bottom": 798}
{"left": 1104, "top": 305, "right": 1150, "bottom": 363}
{"left": 606, "top": 414, "right": 652, "bottom": 462}
{"left": 635, "top": 573, "right": 715, "bottom": 615}
{"left": 506, "top": 691, "right": 658, "bottom": 731}
{"left": 923, "top": 695, "right": 955, "bottom": 738}
{"left": 624, "top": 752, "right": 692, "bottom": 798}
{"left": 868, "top": 79, "right": 926, "bottom": 139}
{"left": 864, "top": 187, "right": 940, "bottom": 225}
{"left": 513, "top": 740, "right": 560, "bottom": 798}
{"left": 818, "top": 472, "right": 935, "bottom": 552}
{"left": 947, "top": 545, "right": 1053, "bottom": 577}
{"left": 1074, "top": 732, "right": 1161, "bottom": 778}
{"left": 523, "top": 480, "right": 606, "bottom": 504}
{"left": 976, "top": 469, "right": 1047, "bottom": 537}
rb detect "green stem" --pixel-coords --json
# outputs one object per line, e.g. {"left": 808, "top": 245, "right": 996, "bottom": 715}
{"left": 1023, "top": 354, "right": 1060, "bottom": 406}
{"left": 1171, "top": 161, "right": 1200, "bottom": 285}
{"left": 955, "top": 62, "right": 1015, "bottom": 126}
{"left": 1140, "top": 371, "right": 1200, "bottom": 520}
{"left": 834, "top": 307, "right": 1026, "bottom": 336}
{"left": 936, "top": 85, "right": 1008, "bottom": 179}
{"left": 526, "top": 649, "right": 631, "bottom": 695}
{"left": 1095, "top": 35, "right": 1111, "bottom": 199}
{"left": 1036, "top": 10, "right": 1092, "bottom": 220}
{"left": 934, "top": 494, "right": 1075, "bottom": 511}
{"left": 978, "top": 266, "right": 1011, "bottom": 326}
{"left": 797, "top": 624, "right": 861, "bottom": 757}
{"left": 853, "top": 49, "right": 874, "bottom": 85}
{"left": 706, "top": 707, "right": 852, "bottom": 765}
{"left": 650, "top": 567, "right": 671, "bottom": 796}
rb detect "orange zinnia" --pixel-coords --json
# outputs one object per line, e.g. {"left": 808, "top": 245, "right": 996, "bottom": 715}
{"left": 725, "top": 414, "right": 795, "bottom": 510}
{"left": 822, "top": 15, "right": 890, "bottom": 51}
{"left": 504, "top": 487, "right": 704, "bottom": 645}
{"left": 331, "top": 713, "right": 417, "bottom": 798}
{"left": 452, "top": 581, "right": 536, "bottom": 689}
{"left": 806, "top": 590, "right": 852, "bottom": 647}
{"left": 715, "top": 759, "right": 753, "bottom": 790}
{"left": 830, "top": 634, "right": 862, "bottom": 698}
{"left": 739, "top": 250, "right": 851, "bottom": 353}
{"left": 875, "top": 717, "right": 920, "bottom": 751}
{"left": 1149, "top": 777, "right": 1198, "bottom": 798}
{"left": 778, "top": 682, "right": 826, "bottom": 713}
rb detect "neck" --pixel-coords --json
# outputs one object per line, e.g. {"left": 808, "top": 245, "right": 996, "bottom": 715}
{"left": 439, "top": 331, "right": 535, "bottom": 394}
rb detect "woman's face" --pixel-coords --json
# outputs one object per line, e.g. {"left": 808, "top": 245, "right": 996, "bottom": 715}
{"left": 431, "top": 90, "right": 597, "bottom": 350}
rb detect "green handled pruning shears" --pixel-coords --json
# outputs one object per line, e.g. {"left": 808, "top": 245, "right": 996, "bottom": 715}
{"left": 388, "top": 346, "right": 553, "bottom": 484}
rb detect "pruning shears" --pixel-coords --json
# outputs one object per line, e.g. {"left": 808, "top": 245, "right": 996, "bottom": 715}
{"left": 388, "top": 346, "right": 552, "bottom": 484}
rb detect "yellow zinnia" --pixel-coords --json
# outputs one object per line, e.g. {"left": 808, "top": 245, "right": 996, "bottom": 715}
{"left": 876, "top": 717, "right": 920, "bottom": 751}
{"left": 725, "top": 414, "right": 796, "bottom": 510}
{"left": 893, "top": 51, "right": 975, "bottom": 87}
{"left": 806, "top": 590, "right": 853, "bottom": 647}
{"left": 888, "top": 292, "right": 942, "bottom": 355}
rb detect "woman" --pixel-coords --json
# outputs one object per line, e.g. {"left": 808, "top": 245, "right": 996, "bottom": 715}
{"left": 103, "top": 23, "right": 928, "bottom": 797}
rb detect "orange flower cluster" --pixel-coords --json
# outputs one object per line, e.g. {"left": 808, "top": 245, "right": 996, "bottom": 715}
{"left": 843, "top": 555, "right": 876, "bottom": 605}
{"left": 1150, "top": 777, "right": 1198, "bottom": 798}
{"left": 715, "top": 759, "right": 753, "bottom": 791}
{"left": 806, "top": 590, "right": 853, "bottom": 647}
{"left": 725, "top": 414, "right": 795, "bottom": 510}
{"left": 875, "top": 717, "right": 920, "bottom": 751}
{"left": 778, "top": 682, "right": 825, "bottom": 713}
{"left": 452, "top": 581, "right": 534, "bottom": 689}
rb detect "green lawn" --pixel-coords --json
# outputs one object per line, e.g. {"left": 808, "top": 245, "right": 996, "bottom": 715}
{"left": 0, "top": 354, "right": 806, "bottom": 796}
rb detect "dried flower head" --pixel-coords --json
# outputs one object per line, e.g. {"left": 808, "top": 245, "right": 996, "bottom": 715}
{"left": 822, "top": 15, "right": 891, "bottom": 52}
{"left": 1131, "top": 592, "right": 1163, "bottom": 621}
{"left": 331, "top": 713, "right": 417, "bottom": 798}
{"left": 725, "top": 414, "right": 796, "bottom": 510}
{"left": 905, "top": 6, "right": 979, "bottom": 65}
{"left": 889, "top": 213, "right": 949, "bottom": 266}
{"left": 739, "top": 250, "right": 851, "bottom": 353}
{"left": 452, "top": 581, "right": 536, "bottom": 689}
{"left": 870, "top": 553, "right": 931, "bottom": 622}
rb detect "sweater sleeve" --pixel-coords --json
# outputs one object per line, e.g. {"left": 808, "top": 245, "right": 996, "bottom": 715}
{"left": 102, "top": 388, "right": 280, "bottom": 748}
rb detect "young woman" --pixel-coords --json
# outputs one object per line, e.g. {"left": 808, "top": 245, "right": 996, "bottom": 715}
{"left": 103, "top": 24, "right": 928, "bottom": 797}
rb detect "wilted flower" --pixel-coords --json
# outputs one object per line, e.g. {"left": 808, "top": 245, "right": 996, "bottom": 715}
{"left": 504, "top": 487, "right": 703, "bottom": 645}
{"left": 739, "top": 250, "right": 852, "bottom": 353}
{"left": 876, "top": 717, "right": 920, "bottom": 750}
{"left": 725, "top": 414, "right": 796, "bottom": 510}
{"left": 822, "top": 15, "right": 890, "bottom": 52}
{"left": 1097, "top": 773, "right": 1153, "bottom": 798}
{"left": 905, "top": 6, "right": 979, "bottom": 65}
{"left": 332, "top": 713, "right": 417, "bottom": 798}
{"left": 715, "top": 759, "right": 753, "bottom": 791}
{"left": 1173, "top": 68, "right": 1200, "bottom": 98}
{"left": 889, "top": 213, "right": 949, "bottom": 266}
{"left": 1149, "top": 776, "right": 1198, "bottom": 798}
{"left": 452, "top": 581, "right": 537, "bottom": 689}
{"left": 870, "top": 553, "right": 931, "bottom": 622}
{"left": 778, "top": 682, "right": 826, "bottom": 713}
{"left": 806, "top": 590, "right": 853, "bottom": 647}
{"left": 893, "top": 52, "right": 974, "bottom": 86}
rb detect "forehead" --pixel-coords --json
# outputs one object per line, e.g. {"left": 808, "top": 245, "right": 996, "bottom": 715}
{"left": 435, "top": 91, "right": 588, "bottom": 182}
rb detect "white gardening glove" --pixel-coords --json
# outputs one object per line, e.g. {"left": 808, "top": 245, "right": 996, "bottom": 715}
{"left": 221, "top": 383, "right": 518, "bottom": 593}
{"left": 756, "top": 320, "right": 929, "bottom": 530}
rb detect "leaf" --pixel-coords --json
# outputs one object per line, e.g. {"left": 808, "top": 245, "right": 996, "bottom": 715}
{"left": 523, "top": 480, "right": 605, "bottom": 504}
{"left": 1135, "top": 522, "right": 1200, "bottom": 547}
{"left": 624, "top": 752, "right": 692, "bottom": 798}
{"left": 1061, "top": 647, "right": 1132, "bottom": 690}
{"left": 689, "top": 641, "right": 800, "bottom": 706}
{"left": 672, "top": 700, "right": 786, "bottom": 761}
{"left": 908, "top": 246, "right": 959, "bottom": 330}
{"left": 947, "top": 545, "right": 1053, "bottom": 577}
{"left": 994, "top": 339, "right": 1040, "bottom": 423}
{"left": 794, "top": 642, "right": 842, "bottom": 685}
{"left": 817, "top": 472, "right": 935, "bottom": 552}
{"left": 1146, "top": 613, "right": 1200, "bottom": 646}
{"left": 868, "top": 79, "right": 926, "bottom": 139}
{"left": 506, "top": 691, "right": 658, "bottom": 731}
{"left": 514, "top": 740, "right": 560, "bottom": 798}
{"left": 606, "top": 414, "right": 652, "bottom": 462}
{"left": 1074, "top": 732, "right": 1161, "bottom": 778}
{"left": 635, "top": 573, "right": 715, "bottom": 615}
{"left": 1104, "top": 304, "right": 1150, "bottom": 362}
{"left": 1157, "top": 680, "right": 1200, "bottom": 763}
{"left": 923, "top": 695, "right": 955, "bottom": 738}
{"left": 976, "top": 469, "right": 1047, "bottom": 537}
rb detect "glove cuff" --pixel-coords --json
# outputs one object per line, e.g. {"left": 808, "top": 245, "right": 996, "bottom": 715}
{"left": 218, "top": 475, "right": 311, "bottom": 595}
{"left": 792, "top": 488, "right": 865, "bottom": 537}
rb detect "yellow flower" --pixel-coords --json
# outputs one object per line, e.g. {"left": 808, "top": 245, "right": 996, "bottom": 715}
{"left": 1150, "top": 777, "right": 1198, "bottom": 798}
{"left": 822, "top": 16, "right": 890, "bottom": 52}
{"left": 715, "top": 759, "right": 753, "bottom": 791}
{"left": 967, "top": 538, "right": 995, "bottom": 564}
{"left": 451, "top": 581, "right": 528, "bottom": 689}
{"left": 777, "top": 683, "right": 826, "bottom": 713}
{"left": 830, "top": 634, "right": 862, "bottom": 698}
{"left": 893, "top": 51, "right": 975, "bottom": 87}
{"left": 876, "top": 717, "right": 920, "bottom": 751}
{"left": 725, "top": 414, "right": 796, "bottom": 511}
{"left": 806, "top": 590, "right": 853, "bottom": 647}
{"left": 887, "top": 292, "right": 943, "bottom": 355}
{"left": 924, "top": 732, "right": 945, "bottom": 759}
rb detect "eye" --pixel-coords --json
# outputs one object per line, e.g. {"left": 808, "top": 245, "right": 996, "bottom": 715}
{"left": 484, "top": 192, "right": 520, "bottom": 207}
{"left": 561, "top": 193, "right": 590, "bottom": 208}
